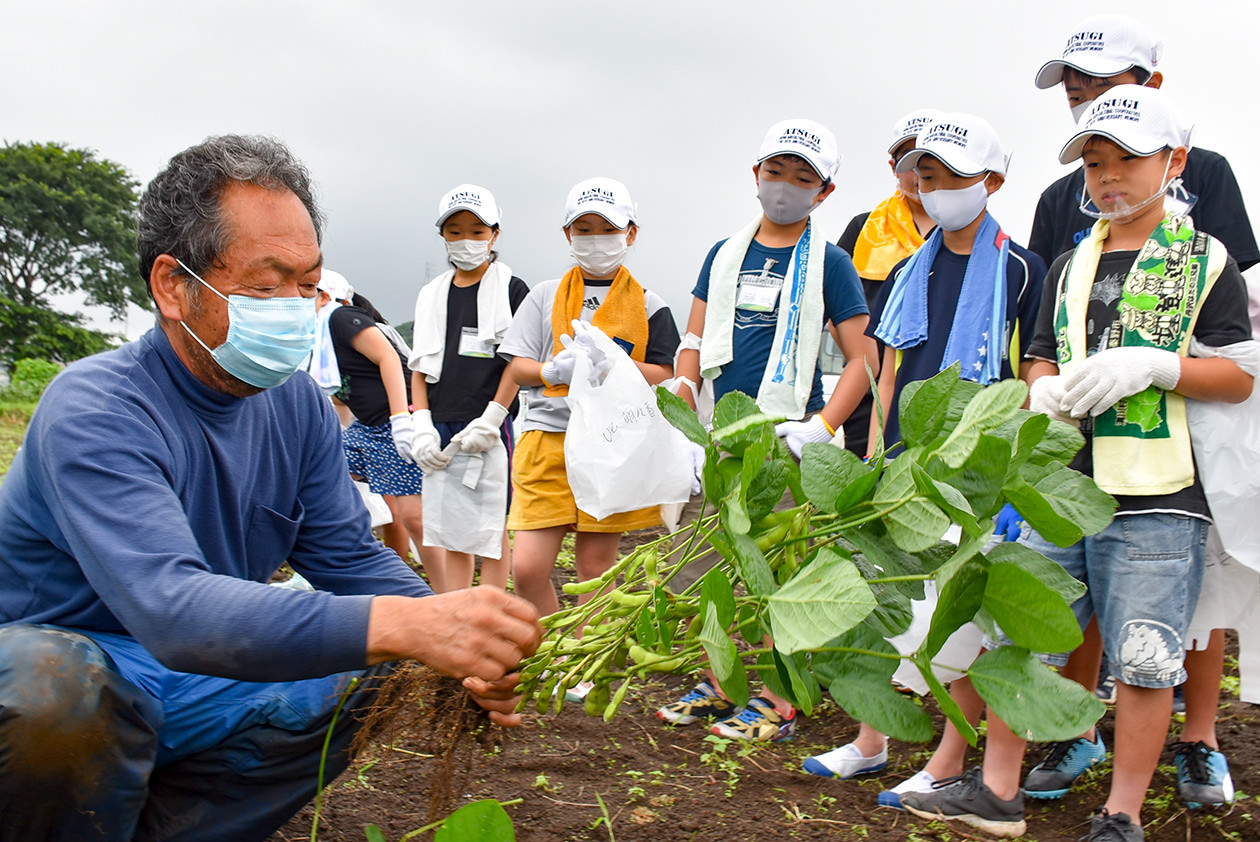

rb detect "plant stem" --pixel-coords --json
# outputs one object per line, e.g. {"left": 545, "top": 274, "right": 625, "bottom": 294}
{"left": 310, "top": 675, "right": 359, "bottom": 842}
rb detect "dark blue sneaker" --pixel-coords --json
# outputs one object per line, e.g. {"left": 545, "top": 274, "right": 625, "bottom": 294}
{"left": 1173, "top": 741, "right": 1235, "bottom": 808}
{"left": 1022, "top": 733, "right": 1107, "bottom": 799}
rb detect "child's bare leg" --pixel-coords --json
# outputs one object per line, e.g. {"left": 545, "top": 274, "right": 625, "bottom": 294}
{"left": 511, "top": 526, "right": 566, "bottom": 615}
{"left": 1181, "top": 629, "right": 1226, "bottom": 748}
{"left": 923, "top": 675, "right": 986, "bottom": 779}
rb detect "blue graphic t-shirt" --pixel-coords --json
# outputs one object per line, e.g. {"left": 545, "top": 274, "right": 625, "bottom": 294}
{"left": 693, "top": 238, "right": 867, "bottom": 412}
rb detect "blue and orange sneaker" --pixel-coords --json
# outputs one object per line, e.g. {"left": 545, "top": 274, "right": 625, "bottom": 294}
{"left": 710, "top": 697, "right": 796, "bottom": 742}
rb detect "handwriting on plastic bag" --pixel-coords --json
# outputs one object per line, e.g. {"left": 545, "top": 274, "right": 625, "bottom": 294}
{"left": 603, "top": 400, "right": 658, "bottom": 442}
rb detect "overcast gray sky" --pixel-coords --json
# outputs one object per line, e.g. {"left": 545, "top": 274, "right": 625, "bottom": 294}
{"left": 5, "top": 0, "right": 1258, "bottom": 336}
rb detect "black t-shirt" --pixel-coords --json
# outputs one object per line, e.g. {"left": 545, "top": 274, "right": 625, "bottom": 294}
{"left": 1028, "top": 147, "right": 1260, "bottom": 272}
{"left": 426, "top": 275, "right": 530, "bottom": 423}
{"left": 836, "top": 211, "right": 889, "bottom": 306}
{"left": 1027, "top": 249, "right": 1253, "bottom": 517}
{"left": 868, "top": 241, "right": 1046, "bottom": 446}
{"left": 329, "top": 305, "right": 411, "bottom": 427}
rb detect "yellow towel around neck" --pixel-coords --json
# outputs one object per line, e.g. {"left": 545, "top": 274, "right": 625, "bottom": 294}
{"left": 851, "top": 191, "right": 926, "bottom": 282}
{"left": 545, "top": 265, "right": 648, "bottom": 397}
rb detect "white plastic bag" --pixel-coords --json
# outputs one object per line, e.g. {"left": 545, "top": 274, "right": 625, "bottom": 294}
{"left": 564, "top": 327, "right": 694, "bottom": 521}
{"left": 421, "top": 441, "right": 507, "bottom": 558}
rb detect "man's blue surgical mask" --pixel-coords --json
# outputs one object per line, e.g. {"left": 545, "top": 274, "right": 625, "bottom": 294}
{"left": 176, "top": 259, "right": 317, "bottom": 389}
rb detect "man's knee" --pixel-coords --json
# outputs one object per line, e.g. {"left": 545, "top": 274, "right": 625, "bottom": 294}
{"left": 0, "top": 625, "right": 157, "bottom": 778}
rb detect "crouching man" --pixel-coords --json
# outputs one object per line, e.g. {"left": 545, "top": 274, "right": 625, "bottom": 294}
{"left": 0, "top": 135, "right": 541, "bottom": 842}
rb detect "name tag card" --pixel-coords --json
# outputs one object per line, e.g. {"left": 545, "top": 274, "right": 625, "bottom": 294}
{"left": 458, "top": 327, "right": 496, "bottom": 358}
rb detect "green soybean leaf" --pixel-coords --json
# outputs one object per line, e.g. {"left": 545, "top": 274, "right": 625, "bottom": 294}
{"left": 766, "top": 547, "right": 877, "bottom": 654}
{"left": 969, "top": 647, "right": 1105, "bottom": 742}
{"left": 703, "top": 449, "right": 738, "bottom": 505}
{"left": 701, "top": 566, "right": 736, "bottom": 630}
{"left": 985, "top": 542, "right": 1087, "bottom": 604}
{"left": 844, "top": 523, "right": 929, "bottom": 600}
{"left": 762, "top": 647, "right": 820, "bottom": 715}
{"left": 656, "top": 385, "right": 708, "bottom": 446}
{"left": 801, "top": 442, "right": 880, "bottom": 513}
{"left": 364, "top": 825, "right": 387, "bottom": 842}
{"left": 721, "top": 495, "right": 751, "bottom": 536}
{"left": 926, "top": 432, "right": 1010, "bottom": 521}
{"left": 828, "top": 669, "right": 933, "bottom": 743}
{"left": 653, "top": 585, "right": 674, "bottom": 648}
{"left": 636, "top": 607, "right": 660, "bottom": 649}
{"left": 746, "top": 459, "right": 790, "bottom": 523}
{"left": 1006, "top": 461, "right": 1116, "bottom": 546}
{"left": 982, "top": 562, "right": 1083, "bottom": 653}
{"left": 711, "top": 392, "right": 781, "bottom": 454}
{"left": 1029, "top": 417, "right": 1087, "bottom": 467}
{"left": 910, "top": 460, "right": 975, "bottom": 524}
{"left": 921, "top": 556, "right": 988, "bottom": 659}
{"left": 913, "top": 649, "right": 978, "bottom": 746}
{"left": 899, "top": 364, "right": 960, "bottom": 448}
{"left": 435, "top": 799, "right": 516, "bottom": 842}
{"left": 700, "top": 600, "right": 749, "bottom": 707}
{"left": 937, "top": 378, "right": 1028, "bottom": 468}
{"left": 729, "top": 530, "right": 777, "bottom": 597}
{"left": 872, "top": 457, "right": 951, "bottom": 552}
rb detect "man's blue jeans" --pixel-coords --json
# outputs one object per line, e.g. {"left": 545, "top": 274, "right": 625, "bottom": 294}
{"left": 0, "top": 624, "right": 384, "bottom": 841}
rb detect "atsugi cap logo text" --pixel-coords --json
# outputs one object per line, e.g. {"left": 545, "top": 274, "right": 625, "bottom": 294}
{"left": 924, "top": 123, "right": 970, "bottom": 149}
{"left": 447, "top": 191, "right": 484, "bottom": 208}
{"left": 1064, "top": 30, "right": 1108, "bottom": 56}
{"left": 1087, "top": 97, "right": 1142, "bottom": 127}
{"left": 579, "top": 187, "right": 617, "bottom": 206}
{"left": 778, "top": 127, "right": 822, "bottom": 154}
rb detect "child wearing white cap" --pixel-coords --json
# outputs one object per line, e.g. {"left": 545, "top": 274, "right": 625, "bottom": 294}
{"left": 1023, "top": 14, "right": 1258, "bottom": 815}
{"left": 497, "top": 178, "right": 680, "bottom": 700}
{"left": 835, "top": 107, "right": 943, "bottom": 457}
{"left": 1028, "top": 14, "right": 1258, "bottom": 272}
{"left": 406, "top": 185, "right": 530, "bottom": 592}
{"left": 869, "top": 112, "right": 1046, "bottom": 448}
{"left": 658, "top": 119, "right": 878, "bottom": 742}
{"left": 903, "top": 85, "right": 1255, "bottom": 842}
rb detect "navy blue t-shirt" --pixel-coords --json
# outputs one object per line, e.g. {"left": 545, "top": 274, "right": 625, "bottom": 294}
{"left": 868, "top": 241, "right": 1046, "bottom": 445}
{"left": 693, "top": 238, "right": 867, "bottom": 413}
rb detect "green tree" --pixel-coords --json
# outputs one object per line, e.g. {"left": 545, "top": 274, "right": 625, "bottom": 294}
{"left": 0, "top": 141, "right": 142, "bottom": 365}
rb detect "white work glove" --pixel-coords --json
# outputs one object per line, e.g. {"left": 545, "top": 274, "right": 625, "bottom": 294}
{"left": 564, "top": 320, "right": 614, "bottom": 384}
{"left": 452, "top": 402, "right": 510, "bottom": 454}
{"left": 540, "top": 348, "right": 578, "bottom": 388}
{"left": 1027, "top": 375, "right": 1078, "bottom": 425}
{"left": 775, "top": 415, "right": 835, "bottom": 459}
{"left": 1061, "top": 347, "right": 1182, "bottom": 418}
{"left": 409, "top": 409, "right": 451, "bottom": 472}
{"left": 389, "top": 412, "right": 416, "bottom": 463}
{"left": 685, "top": 441, "right": 705, "bottom": 496}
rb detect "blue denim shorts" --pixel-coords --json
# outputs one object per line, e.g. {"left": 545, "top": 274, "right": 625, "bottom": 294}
{"left": 1023, "top": 512, "right": 1208, "bottom": 689}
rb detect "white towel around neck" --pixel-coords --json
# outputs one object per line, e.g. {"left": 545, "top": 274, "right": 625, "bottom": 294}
{"left": 408, "top": 261, "right": 515, "bottom": 383}
{"left": 700, "top": 217, "right": 827, "bottom": 420}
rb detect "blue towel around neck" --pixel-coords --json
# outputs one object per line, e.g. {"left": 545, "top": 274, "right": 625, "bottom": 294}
{"left": 873, "top": 212, "right": 1010, "bottom": 384}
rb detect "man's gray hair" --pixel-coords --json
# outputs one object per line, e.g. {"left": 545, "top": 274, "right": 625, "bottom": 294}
{"left": 137, "top": 135, "right": 324, "bottom": 294}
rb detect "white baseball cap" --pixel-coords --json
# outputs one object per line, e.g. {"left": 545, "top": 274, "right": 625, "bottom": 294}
{"left": 1059, "top": 84, "right": 1191, "bottom": 164}
{"left": 896, "top": 113, "right": 1011, "bottom": 177}
{"left": 563, "top": 177, "right": 637, "bottom": 228}
{"left": 757, "top": 118, "right": 840, "bottom": 182}
{"left": 1035, "top": 15, "right": 1163, "bottom": 89}
{"left": 317, "top": 268, "right": 353, "bottom": 302}
{"left": 435, "top": 183, "right": 501, "bottom": 228}
{"left": 888, "top": 108, "right": 946, "bottom": 155}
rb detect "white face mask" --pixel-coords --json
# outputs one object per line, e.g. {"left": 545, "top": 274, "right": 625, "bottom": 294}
{"left": 570, "top": 233, "right": 628, "bottom": 277}
{"left": 919, "top": 179, "right": 990, "bottom": 231}
{"left": 445, "top": 238, "right": 491, "bottom": 271}
{"left": 1078, "top": 154, "right": 1191, "bottom": 221}
{"left": 1071, "top": 101, "right": 1091, "bottom": 124}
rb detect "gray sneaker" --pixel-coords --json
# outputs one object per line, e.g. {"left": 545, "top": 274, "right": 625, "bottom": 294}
{"left": 902, "top": 767, "right": 1026, "bottom": 838}
{"left": 1087, "top": 809, "right": 1144, "bottom": 841}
